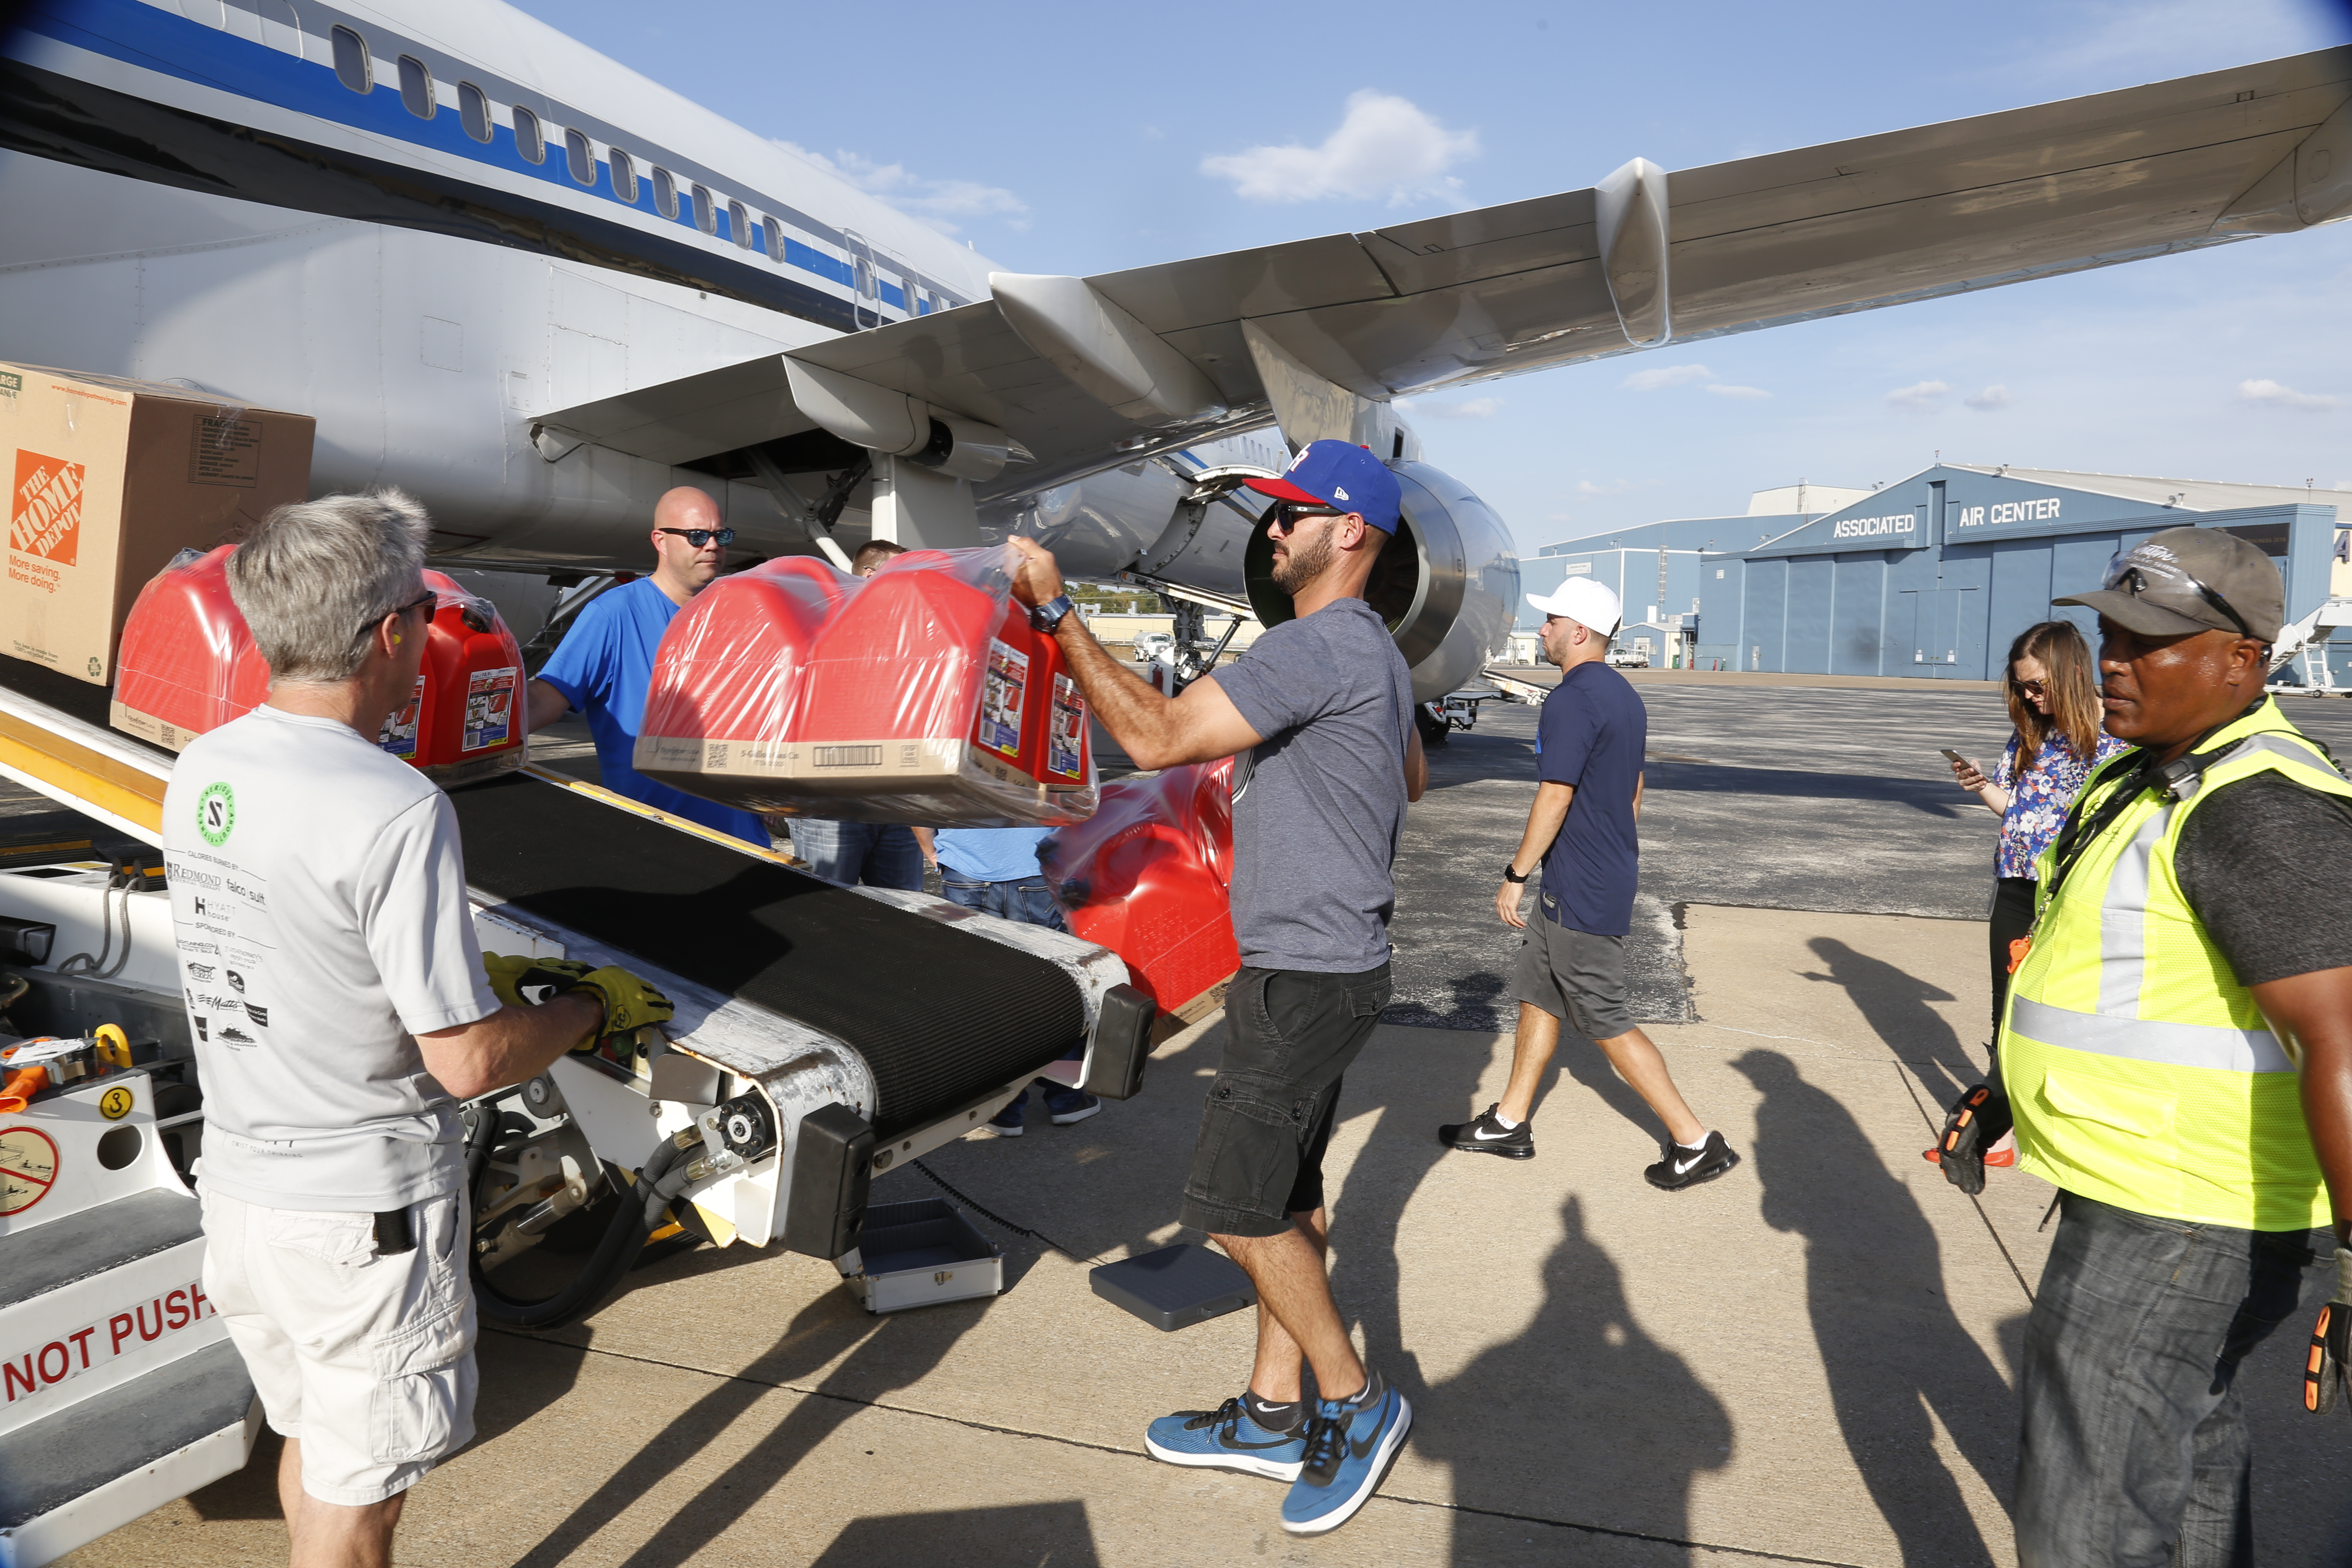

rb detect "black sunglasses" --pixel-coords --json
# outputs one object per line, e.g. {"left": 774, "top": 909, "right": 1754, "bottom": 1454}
{"left": 1268, "top": 505, "right": 1344, "bottom": 535}
{"left": 657, "top": 526, "right": 736, "bottom": 548}
{"left": 2104, "top": 556, "right": 2253, "bottom": 640}
{"left": 365, "top": 590, "right": 437, "bottom": 634}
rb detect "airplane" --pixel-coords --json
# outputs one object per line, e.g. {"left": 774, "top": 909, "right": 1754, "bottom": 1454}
{"left": 3, "top": 0, "right": 2350, "bottom": 703}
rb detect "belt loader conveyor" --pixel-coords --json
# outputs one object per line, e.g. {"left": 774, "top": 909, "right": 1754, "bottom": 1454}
{"left": 0, "top": 652, "right": 1156, "bottom": 1564}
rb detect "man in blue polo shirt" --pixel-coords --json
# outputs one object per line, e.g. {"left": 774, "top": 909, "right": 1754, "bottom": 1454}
{"left": 1439, "top": 575, "right": 1737, "bottom": 1190}
{"left": 525, "top": 487, "right": 771, "bottom": 848}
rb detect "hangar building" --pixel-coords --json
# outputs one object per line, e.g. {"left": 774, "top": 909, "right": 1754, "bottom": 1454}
{"left": 1701, "top": 466, "right": 2344, "bottom": 680}
{"left": 1524, "top": 469, "right": 2349, "bottom": 680}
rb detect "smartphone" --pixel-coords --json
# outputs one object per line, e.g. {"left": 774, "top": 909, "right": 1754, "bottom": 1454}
{"left": 1939, "top": 747, "right": 1977, "bottom": 773}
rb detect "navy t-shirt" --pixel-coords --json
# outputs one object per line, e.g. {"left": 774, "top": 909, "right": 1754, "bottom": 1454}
{"left": 535, "top": 578, "right": 771, "bottom": 847}
{"left": 1534, "top": 662, "right": 1646, "bottom": 936}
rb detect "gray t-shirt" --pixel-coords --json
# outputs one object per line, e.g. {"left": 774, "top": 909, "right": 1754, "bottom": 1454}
{"left": 1210, "top": 597, "right": 1414, "bottom": 972}
{"left": 163, "top": 705, "right": 499, "bottom": 1211}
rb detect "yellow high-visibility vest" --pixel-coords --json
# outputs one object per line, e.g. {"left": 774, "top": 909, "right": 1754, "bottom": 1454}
{"left": 2005, "top": 698, "right": 2351, "bottom": 1231}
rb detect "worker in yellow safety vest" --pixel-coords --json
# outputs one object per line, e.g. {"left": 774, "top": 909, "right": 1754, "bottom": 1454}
{"left": 1931, "top": 527, "right": 2352, "bottom": 1568}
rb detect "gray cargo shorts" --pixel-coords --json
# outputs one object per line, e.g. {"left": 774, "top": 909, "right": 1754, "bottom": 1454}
{"left": 1513, "top": 903, "right": 1635, "bottom": 1041}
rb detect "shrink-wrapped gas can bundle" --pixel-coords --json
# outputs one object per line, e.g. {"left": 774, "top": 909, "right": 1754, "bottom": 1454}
{"left": 634, "top": 546, "right": 1097, "bottom": 827}
{"left": 1040, "top": 757, "right": 1236, "bottom": 1014}
{"left": 110, "top": 545, "right": 270, "bottom": 750}
{"left": 110, "top": 550, "right": 529, "bottom": 785}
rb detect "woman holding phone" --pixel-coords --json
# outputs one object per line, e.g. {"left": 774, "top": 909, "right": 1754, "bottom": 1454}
{"left": 1949, "top": 619, "right": 2127, "bottom": 1032}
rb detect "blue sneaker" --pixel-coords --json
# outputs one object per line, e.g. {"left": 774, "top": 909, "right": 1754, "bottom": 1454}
{"left": 1145, "top": 1396, "right": 1307, "bottom": 1482}
{"left": 1280, "top": 1371, "right": 1411, "bottom": 1535}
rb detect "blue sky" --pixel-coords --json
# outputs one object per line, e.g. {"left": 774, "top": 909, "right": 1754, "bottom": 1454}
{"left": 516, "top": 0, "right": 2352, "bottom": 555}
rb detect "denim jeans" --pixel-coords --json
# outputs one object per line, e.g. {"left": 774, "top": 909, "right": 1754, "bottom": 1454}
{"left": 2016, "top": 1190, "right": 2328, "bottom": 1568}
{"left": 938, "top": 872, "right": 1069, "bottom": 934}
{"left": 940, "top": 873, "right": 1077, "bottom": 1111}
{"left": 790, "top": 820, "right": 923, "bottom": 891}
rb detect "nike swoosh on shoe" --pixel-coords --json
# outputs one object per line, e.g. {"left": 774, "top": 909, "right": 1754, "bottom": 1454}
{"left": 1472, "top": 1126, "right": 1513, "bottom": 1140}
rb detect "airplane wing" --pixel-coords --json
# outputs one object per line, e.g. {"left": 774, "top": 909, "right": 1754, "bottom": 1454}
{"left": 537, "top": 46, "right": 2352, "bottom": 496}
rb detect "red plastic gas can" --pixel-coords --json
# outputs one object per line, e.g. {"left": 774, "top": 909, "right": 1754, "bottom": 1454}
{"left": 1043, "top": 757, "right": 1236, "bottom": 1013}
{"left": 382, "top": 572, "right": 527, "bottom": 785}
{"left": 636, "top": 557, "right": 850, "bottom": 801}
{"left": 110, "top": 545, "right": 271, "bottom": 750}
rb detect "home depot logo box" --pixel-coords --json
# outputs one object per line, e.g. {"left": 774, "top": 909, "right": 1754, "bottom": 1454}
{"left": 0, "top": 364, "right": 314, "bottom": 685}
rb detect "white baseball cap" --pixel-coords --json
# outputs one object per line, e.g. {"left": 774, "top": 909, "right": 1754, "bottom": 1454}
{"left": 1525, "top": 577, "right": 1622, "bottom": 634}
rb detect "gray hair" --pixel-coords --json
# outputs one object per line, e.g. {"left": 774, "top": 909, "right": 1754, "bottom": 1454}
{"left": 227, "top": 490, "right": 432, "bottom": 682}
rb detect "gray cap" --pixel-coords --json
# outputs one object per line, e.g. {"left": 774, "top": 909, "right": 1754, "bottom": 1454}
{"left": 2052, "top": 525, "right": 2284, "bottom": 643}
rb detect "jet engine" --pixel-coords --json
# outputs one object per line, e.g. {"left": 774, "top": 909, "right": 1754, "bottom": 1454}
{"left": 995, "top": 457, "right": 1521, "bottom": 703}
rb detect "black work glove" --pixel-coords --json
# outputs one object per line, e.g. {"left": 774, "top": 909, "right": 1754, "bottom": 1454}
{"left": 1936, "top": 1073, "right": 2012, "bottom": 1196}
{"left": 2305, "top": 1246, "right": 2352, "bottom": 1415}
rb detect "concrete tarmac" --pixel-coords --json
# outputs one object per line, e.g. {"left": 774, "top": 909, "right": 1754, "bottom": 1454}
{"left": 65, "top": 906, "right": 2352, "bottom": 1567}
{"left": 27, "top": 678, "right": 2352, "bottom": 1565}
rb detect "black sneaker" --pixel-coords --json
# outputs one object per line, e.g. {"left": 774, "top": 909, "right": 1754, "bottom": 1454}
{"left": 1438, "top": 1104, "right": 1534, "bottom": 1159}
{"left": 1645, "top": 1131, "right": 1739, "bottom": 1190}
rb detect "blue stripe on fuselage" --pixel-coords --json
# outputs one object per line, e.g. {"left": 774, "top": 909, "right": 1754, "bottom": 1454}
{"left": 8, "top": 0, "right": 898, "bottom": 306}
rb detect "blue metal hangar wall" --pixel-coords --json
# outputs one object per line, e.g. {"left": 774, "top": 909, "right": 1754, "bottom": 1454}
{"left": 1698, "top": 466, "right": 2343, "bottom": 679}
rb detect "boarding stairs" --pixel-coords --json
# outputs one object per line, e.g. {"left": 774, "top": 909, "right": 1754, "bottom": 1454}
{"left": 2268, "top": 597, "right": 2352, "bottom": 693}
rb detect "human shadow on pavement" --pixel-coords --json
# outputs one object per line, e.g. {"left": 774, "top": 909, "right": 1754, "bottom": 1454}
{"left": 506, "top": 1283, "right": 976, "bottom": 1568}
{"left": 1733, "top": 1048, "right": 2013, "bottom": 1568}
{"left": 1415, "top": 1195, "right": 1731, "bottom": 1553}
{"left": 1799, "top": 936, "right": 1982, "bottom": 1106}
{"left": 809, "top": 1500, "right": 1099, "bottom": 1566}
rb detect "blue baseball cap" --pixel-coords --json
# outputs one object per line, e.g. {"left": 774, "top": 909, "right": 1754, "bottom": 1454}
{"left": 1243, "top": 439, "right": 1403, "bottom": 533}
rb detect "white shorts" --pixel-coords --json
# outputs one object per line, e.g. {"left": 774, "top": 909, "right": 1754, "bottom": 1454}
{"left": 198, "top": 1187, "right": 478, "bottom": 1506}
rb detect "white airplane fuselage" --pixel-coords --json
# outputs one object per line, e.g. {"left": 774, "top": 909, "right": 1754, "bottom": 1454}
{"left": 0, "top": 0, "right": 1289, "bottom": 579}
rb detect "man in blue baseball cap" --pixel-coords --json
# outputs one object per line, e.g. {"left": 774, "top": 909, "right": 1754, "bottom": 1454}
{"left": 1009, "top": 438, "right": 1424, "bottom": 1536}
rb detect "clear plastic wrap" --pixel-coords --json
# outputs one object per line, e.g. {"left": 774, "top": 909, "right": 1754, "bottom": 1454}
{"left": 108, "top": 549, "right": 528, "bottom": 784}
{"left": 635, "top": 545, "right": 1099, "bottom": 827}
{"left": 1039, "top": 757, "right": 1236, "bottom": 1013}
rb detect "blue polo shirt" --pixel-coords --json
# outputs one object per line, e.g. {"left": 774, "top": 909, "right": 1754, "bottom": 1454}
{"left": 1534, "top": 661, "right": 1646, "bottom": 936}
{"left": 933, "top": 827, "right": 1053, "bottom": 883}
{"left": 535, "top": 578, "right": 771, "bottom": 847}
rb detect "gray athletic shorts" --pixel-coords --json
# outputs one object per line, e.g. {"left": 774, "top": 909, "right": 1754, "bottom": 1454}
{"left": 1513, "top": 907, "right": 1635, "bottom": 1041}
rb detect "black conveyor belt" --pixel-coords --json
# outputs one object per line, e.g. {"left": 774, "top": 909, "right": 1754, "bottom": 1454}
{"left": 452, "top": 774, "right": 1087, "bottom": 1139}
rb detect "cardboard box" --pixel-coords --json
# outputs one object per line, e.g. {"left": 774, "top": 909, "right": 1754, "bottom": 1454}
{"left": 1, "top": 364, "right": 314, "bottom": 686}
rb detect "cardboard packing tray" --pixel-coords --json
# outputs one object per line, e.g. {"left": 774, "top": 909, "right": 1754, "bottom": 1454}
{"left": 1, "top": 363, "right": 314, "bottom": 686}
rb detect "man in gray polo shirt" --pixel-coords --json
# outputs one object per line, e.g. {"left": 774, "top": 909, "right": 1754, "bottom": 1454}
{"left": 1010, "top": 439, "right": 1425, "bottom": 1537}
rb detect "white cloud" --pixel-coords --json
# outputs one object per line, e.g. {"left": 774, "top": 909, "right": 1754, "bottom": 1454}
{"left": 1886, "top": 379, "right": 1951, "bottom": 411}
{"left": 2237, "top": 377, "right": 2340, "bottom": 412}
{"left": 1622, "top": 363, "right": 1715, "bottom": 392}
{"left": 1704, "top": 384, "right": 1770, "bottom": 400}
{"left": 1576, "top": 478, "right": 1637, "bottom": 497}
{"left": 772, "top": 141, "right": 1026, "bottom": 236}
{"left": 1964, "top": 384, "right": 2013, "bottom": 411}
{"left": 1200, "top": 90, "right": 1478, "bottom": 206}
{"left": 1395, "top": 395, "right": 1502, "bottom": 419}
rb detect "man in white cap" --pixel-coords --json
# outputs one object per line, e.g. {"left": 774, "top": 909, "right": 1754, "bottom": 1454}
{"left": 1438, "top": 576, "right": 1738, "bottom": 1189}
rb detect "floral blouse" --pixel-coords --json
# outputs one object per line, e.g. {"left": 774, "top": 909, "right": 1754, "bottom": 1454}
{"left": 1992, "top": 729, "right": 2131, "bottom": 879}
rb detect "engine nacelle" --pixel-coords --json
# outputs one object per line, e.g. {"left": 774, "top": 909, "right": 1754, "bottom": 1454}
{"left": 1242, "top": 461, "right": 1520, "bottom": 703}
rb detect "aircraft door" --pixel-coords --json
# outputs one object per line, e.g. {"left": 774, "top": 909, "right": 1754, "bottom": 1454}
{"left": 842, "top": 230, "right": 882, "bottom": 330}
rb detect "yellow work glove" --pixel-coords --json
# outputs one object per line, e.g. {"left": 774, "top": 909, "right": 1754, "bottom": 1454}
{"left": 481, "top": 954, "right": 594, "bottom": 1008}
{"left": 560, "top": 965, "right": 675, "bottom": 1050}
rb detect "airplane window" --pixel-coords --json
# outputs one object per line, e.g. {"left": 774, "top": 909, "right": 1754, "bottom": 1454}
{"left": 763, "top": 217, "right": 783, "bottom": 262}
{"left": 691, "top": 184, "right": 715, "bottom": 235}
{"left": 652, "top": 167, "right": 678, "bottom": 219}
{"left": 330, "top": 24, "right": 370, "bottom": 93}
{"left": 397, "top": 56, "right": 433, "bottom": 119}
{"left": 458, "top": 82, "right": 490, "bottom": 143}
{"left": 728, "top": 200, "right": 752, "bottom": 250}
{"left": 256, "top": 0, "right": 300, "bottom": 56}
{"left": 512, "top": 106, "right": 544, "bottom": 164}
{"left": 611, "top": 149, "right": 638, "bottom": 204}
{"left": 565, "top": 128, "right": 595, "bottom": 186}
{"left": 853, "top": 255, "right": 875, "bottom": 300}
